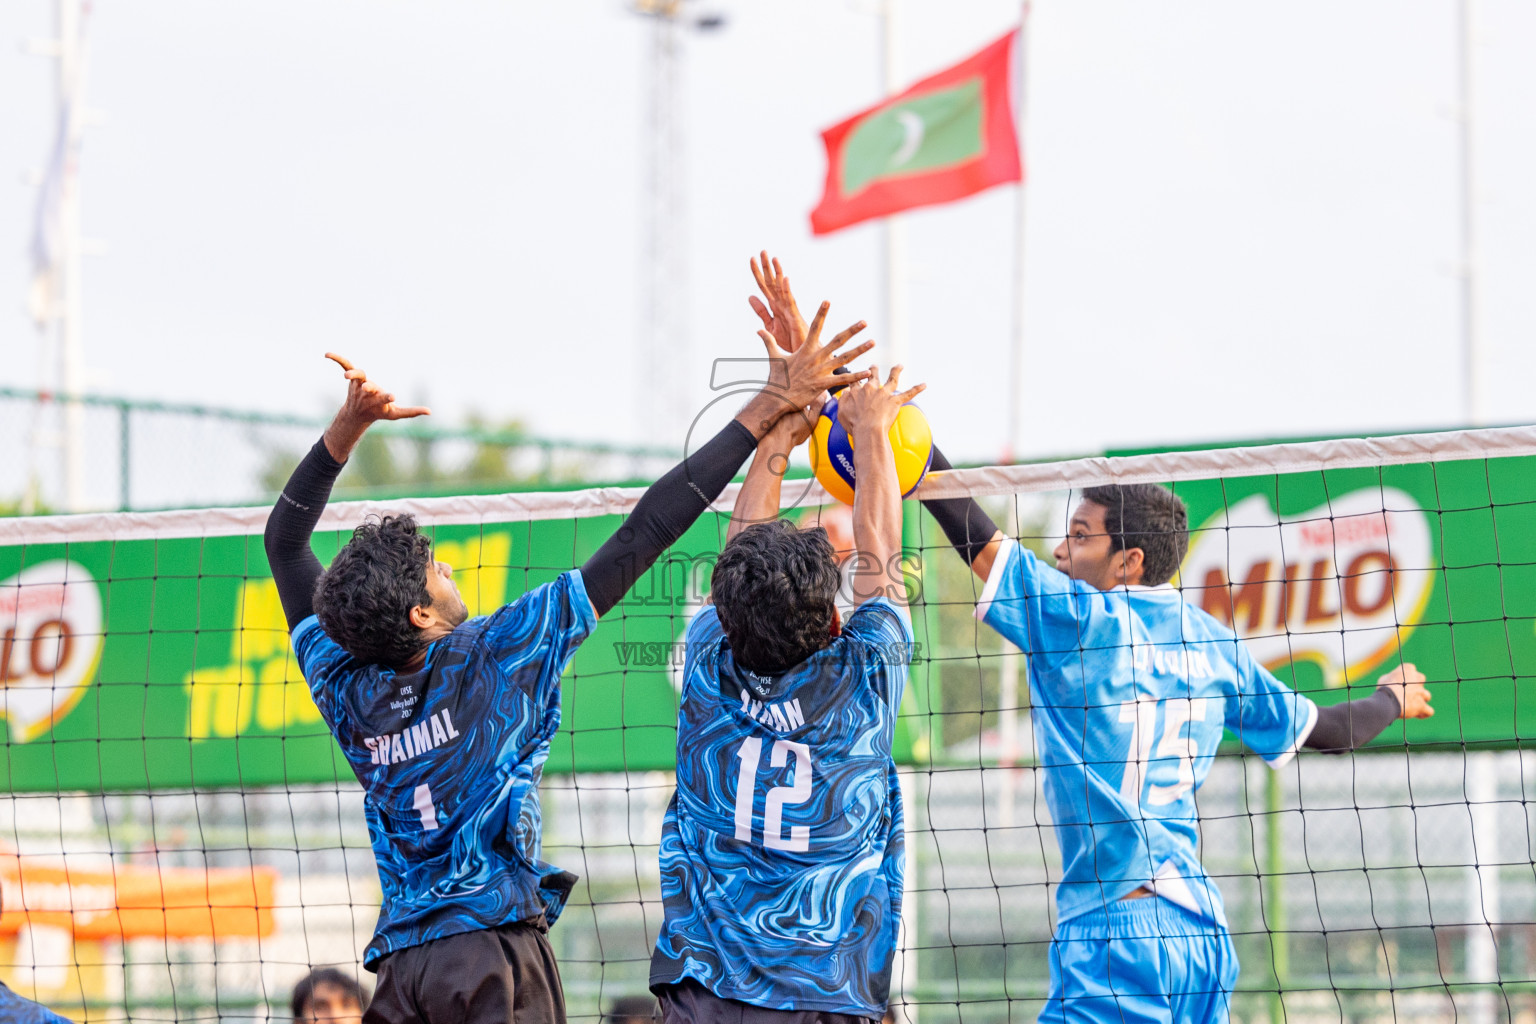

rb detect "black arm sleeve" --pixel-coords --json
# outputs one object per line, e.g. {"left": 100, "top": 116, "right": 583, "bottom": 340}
{"left": 1302, "top": 687, "right": 1403, "bottom": 754}
{"left": 263, "top": 438, "right": 346, "bottom": 631}
{"left": 918, "top": 446, "right": 1003, "bottom": 566}
{"left": 580, "top": 419, "right": 757, "bottom": 619}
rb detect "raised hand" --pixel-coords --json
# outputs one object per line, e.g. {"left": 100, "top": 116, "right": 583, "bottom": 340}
{"left": 749, "top": 251, "right": 809, "bottom": 354}
{"left": 835, "top": 364, "right": 926, "bottom": 439}
{"left": 1377, "top": 663, "right": 1434, "bottom": 720}
{"left": 326, "top": 352, "right": 432, "bottom": 426}
{"left": 321, "top": 353, "right": 430, "bottom": 462}
{"left": 764, "top": 390, "right": 830, "bottom": 451}
{"left": 758, "top": 301, "right": 874, "bottom": 416}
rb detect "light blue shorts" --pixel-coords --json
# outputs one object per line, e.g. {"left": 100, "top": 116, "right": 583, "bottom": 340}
{"left": 1038, "top": 896, "right": 1238, "bottom": 1024}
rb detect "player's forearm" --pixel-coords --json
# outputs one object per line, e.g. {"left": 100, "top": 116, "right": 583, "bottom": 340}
{"left": 919, "top": 446, "right": 1005, "bottom": 581}
{"left": 1302, "top": 685, "right": 1403, "bottom": 754}
{"left": 322, "top": 408, "right": 374, "bottom": 463}
{"left": 850, "top": 426, "right": 904, "bottom": 606}
{"left": 264, "top": 437, "right": 346, "bottom": 630}
{"left": 732, "top": 390, "right": 796, "bottom": 442}
{"left": 581, "top": 419, "right": 757, "bottom": 618}
{"left": 727, "top": 436, "right": 792, "bottom": 544}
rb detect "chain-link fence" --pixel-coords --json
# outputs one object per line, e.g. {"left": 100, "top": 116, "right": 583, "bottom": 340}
{"left": 0, "top": 389, "right": 680, "bottom": 514}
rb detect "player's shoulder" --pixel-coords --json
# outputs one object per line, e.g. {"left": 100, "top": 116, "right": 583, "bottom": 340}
{"left": 291, "top": 614, "right": 357, "bottom": 675}
{"left": 0, "top": 981, "right": 73, "bottom": 1024}
{"left": 475, "top": 569, "right": 596, "bottom": 638}
{"left": 842, "top": 597, "right": 913, "bottom": 644}
{"left": 1171, "top": 593, "right": 1243, "bottom": 644}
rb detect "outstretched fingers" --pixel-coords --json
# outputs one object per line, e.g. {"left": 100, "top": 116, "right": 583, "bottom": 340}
{"left": 748, "top": 295, "right": 773, "bottom": 332}
{"left": 828, "top": 340, "right": 875, "bottom": 370}
{"left": 804, "top": 301, "right": 830, "bottom": 347}
{"left": 385, "top": 404, "right": 432, "bottom": 420}
{"left": 327, "top": 353, "right": 368, "bottom": 382}
{"left": 751, "top": 252, "right": 769, "bottom": 297}
{"left": 894, "top": 382, "right": 927, "bottom": 405}
{"left": 823, "top": 320, "right": 868, "bottom": 354}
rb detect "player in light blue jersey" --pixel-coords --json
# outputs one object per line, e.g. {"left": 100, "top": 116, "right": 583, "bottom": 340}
{"left": 264, "top": 320, "right": 871, "bottom": 1024}
{"left": 651, "top": 269, "right": 923, "bottom": 1024}
{"left": 917, "top": 482, "right": 1434, "bottom": 1023}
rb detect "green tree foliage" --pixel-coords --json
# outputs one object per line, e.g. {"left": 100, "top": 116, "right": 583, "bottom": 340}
{"left": 256, "top": 416, "right": 562, "bottom": 500}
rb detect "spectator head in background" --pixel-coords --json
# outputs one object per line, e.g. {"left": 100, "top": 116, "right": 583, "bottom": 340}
{"left": 291, "top": 968, "right": 368, "bottom": 1024}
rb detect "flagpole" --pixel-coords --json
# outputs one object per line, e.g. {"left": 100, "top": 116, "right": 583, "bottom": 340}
{"left": 1457, "top": 0, "right": 1481, "bottom": 427}
{"left": 994, "top": 3, "right": 1032, "bottom": 852}
{"left": 1006, "top": 3, "right": 1031, "bottom": 464}
{"left": 881, "top": 1, "right": 907, "bottom": 372}
{"left": 878, "top": 14, "right": 920, "bottom": 1021}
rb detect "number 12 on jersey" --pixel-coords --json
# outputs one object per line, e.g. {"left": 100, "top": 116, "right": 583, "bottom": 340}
{"left": 732, "top": 737, "right": 813, "bottom": 851}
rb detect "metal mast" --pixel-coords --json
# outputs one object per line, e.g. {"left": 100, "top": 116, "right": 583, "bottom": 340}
{"left": 633, "top": 1, "right": 688, "bottom": 444}
{"left": 57, "top": 0, "right": 86, "bottom": 511}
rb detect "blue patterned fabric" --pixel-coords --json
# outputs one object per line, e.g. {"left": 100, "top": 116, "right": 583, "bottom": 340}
{"left": 0, "top": 983, "right": 73, "bottom": 1024}
{"left": 650, "top": 599, "right": 911, "bottom": 1017}
{"left": 292, "top": 570, "right": 596, "bottom": 968}
{"left": 975, "top": 540, "right": 1317, "bottom": 928}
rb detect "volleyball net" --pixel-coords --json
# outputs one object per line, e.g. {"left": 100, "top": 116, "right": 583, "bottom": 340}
{"left": 4, "top": 424, "right": 1536, "bottom": 1022}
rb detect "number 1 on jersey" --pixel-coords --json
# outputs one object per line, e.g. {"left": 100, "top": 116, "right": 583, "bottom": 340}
{"left": 414, "top": 783, "right": 440, "bottom": 831}
{"left": 733, "top": 737, "right": 812, "bottom": 851}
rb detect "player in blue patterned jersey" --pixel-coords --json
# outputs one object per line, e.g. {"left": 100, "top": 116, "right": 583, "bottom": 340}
{"left": 0, "top": 892, "right": 72, "bottom": 1024}
{"left": 264, "top": 320, "right": 872, "bottom": 1024}
{"left": 650, "top": 268, "right": 924, "bottom": 1023}
{"left": 916, "top": 482, "right": 1435, "bottom": 1023}
{"left": 0, "top": 981, "right": 70, "bottom": 1024}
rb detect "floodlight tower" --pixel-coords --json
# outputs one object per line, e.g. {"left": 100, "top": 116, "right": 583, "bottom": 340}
{"left": 629, "top": 1, "right": 723, "bottom": 443}
{"left": 55, "top": 0, "right": 86, "bottom": 512}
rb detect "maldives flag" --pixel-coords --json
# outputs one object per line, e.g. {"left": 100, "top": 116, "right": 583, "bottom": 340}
{"left": 810, "top": 29, "right": 1022, "bottom": 235}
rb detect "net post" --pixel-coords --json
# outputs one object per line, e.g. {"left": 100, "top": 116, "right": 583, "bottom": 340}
{"left": 1266, "top": 765, "right": 1287, "bottom": 1023}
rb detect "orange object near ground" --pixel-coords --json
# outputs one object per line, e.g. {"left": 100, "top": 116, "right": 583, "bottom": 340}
{"left": 0, "top": 852, "right": 276, "bottom": 941}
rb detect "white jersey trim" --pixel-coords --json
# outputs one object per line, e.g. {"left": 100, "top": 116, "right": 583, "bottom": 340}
{"left": 1145, "top": 862, "right": 1203, "bottom": 917}
{"left": 1262, "top": 694, "right": 1319, "bottom": 771}
{"left": 973, "top": 538, "right": 1019, "bottom": 623}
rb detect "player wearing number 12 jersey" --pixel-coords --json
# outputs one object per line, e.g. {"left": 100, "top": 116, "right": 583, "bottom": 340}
{"left": 917, "top": 481, "right": 1435, "bottom": 1023}
{"left": 265, "top": 324, "right": 869, "bottom": 1024}
{"left": 651, "top": 353, "right": 925, "bottom": 1024}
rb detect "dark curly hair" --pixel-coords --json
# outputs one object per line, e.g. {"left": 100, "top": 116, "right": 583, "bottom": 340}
{"left": 313, "top": 514, "right": 434, "bottom": 666}
{"left": 1080, "top": 483, "right": 1190, "bottom": 587}
{"left": 291, "top": 967, "right": 368, "bottom": 1020}
{"left": 712, "top": 520, "right": 841, "bottom": 674}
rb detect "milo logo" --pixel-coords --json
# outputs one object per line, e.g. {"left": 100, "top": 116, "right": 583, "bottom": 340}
{"left": 1180, "top": 489, "right": 1434, "bottom": 685}
{"left": 0, "top": 560, "right": 104, "bottom": 742}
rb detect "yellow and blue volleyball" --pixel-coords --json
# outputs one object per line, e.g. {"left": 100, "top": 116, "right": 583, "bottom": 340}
{"left": 810, "top": 397, "right": 934, "bottom": 507}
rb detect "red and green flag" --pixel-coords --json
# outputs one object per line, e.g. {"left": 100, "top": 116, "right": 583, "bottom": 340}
{"left": 810, "top": 29, "right": 1023, "bottom": 236}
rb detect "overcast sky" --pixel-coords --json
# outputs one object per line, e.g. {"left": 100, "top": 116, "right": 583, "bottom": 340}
{"left": 5, "top": 0, "right": 1536, "bottom": 492}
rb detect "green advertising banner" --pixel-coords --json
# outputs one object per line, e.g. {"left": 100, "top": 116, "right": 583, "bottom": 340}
{"left": 1172, "top": 455, "right": 1536, "bottom": 748}
{"left": 3, "top": 436, "right": 1533, "bottom": 794}
{"left": 0, "top": 506, "right": 929, "bottom": 793}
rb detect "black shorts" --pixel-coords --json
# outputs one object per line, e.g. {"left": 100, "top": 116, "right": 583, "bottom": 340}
{"left": 655, "top": 979, "right": 877, "bottom": 1024}
{"left": 364, "top": 917, "right": 565, "bottom": 1024}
